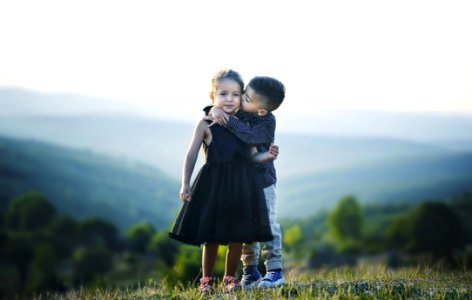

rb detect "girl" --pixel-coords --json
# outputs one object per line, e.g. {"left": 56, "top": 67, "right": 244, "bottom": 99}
{"left": 169, "top": 69, "right": 275, "bottom": 293}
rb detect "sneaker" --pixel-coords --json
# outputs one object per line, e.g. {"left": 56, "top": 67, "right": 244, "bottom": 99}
{"left": 199, "top": 277, "right": 214, "bottom": 294}
{"left": 222, "top": 276, "right": 241, "bottom": 293}
{"left": 241, "top": 265, "right": 262, "bottom": 289}
{"left": 258, "top": 270, "right": 285, "bottom": 288}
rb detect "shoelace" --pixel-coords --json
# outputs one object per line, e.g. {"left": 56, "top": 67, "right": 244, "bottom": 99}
{"left": 263, "top": 271, "right": 277, "bottom": 281}
{"left": 242, "top": 267, "right": 257, "bottom": 277}
{"left": 201, "top": 277, "right": 213, "bottom": 284}
{"left": 200, "top": 277, "right": 213, "bottom": 291}
{"left": 224, "top": 276, "right": 240, "bottom": 285}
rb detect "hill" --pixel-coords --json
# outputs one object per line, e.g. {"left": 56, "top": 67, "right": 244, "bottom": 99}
{"left": 2, "top": 87, "right": 472, "bottom": 219}
{"left": 31, "top": 267, "right": 472, "bottom": 299}
{"left": 0, "top": 115, "right": 455, "bottom": 180}
{"left": 278, "top": 152, "right": 472, "bottom": 217}
{"left": 0, "top": 136, "right": 180, "bottom": 231}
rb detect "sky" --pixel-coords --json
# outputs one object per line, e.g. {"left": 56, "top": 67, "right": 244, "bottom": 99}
{"left": 1, "top": 0, "right": 471, "bottom": 122}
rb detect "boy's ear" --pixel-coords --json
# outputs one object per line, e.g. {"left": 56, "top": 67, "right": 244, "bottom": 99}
{"left": 209, "top": 92, "right": 214, "bottom": 100}
{"left": 257, "top": 109, "right": 268, "bottom": 116}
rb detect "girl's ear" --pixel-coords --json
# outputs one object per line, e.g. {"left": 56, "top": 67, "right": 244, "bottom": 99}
{"left": 257, "top": 109, "right": 268, "bottom": 116}
{"left": 209, "top": 92, "right": 214, "bottom": 100}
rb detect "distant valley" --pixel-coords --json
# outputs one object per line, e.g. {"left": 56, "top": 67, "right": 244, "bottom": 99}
{"left": 1, "top": 87, "right": 472, "bottom": 220}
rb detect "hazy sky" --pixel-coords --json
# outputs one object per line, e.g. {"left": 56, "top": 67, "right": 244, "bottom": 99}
{"left": 1, "top": 0, "right": 471, "bottom": 121}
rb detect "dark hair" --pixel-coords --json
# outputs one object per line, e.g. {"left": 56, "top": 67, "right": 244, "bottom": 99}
{"left": 247, "top": 76, "right": 285, "bottom": 111}
{"left": 211, "top": 69, "right": 244, "bottom": 94}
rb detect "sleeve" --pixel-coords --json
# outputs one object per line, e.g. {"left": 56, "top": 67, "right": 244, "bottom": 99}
{"left": 203, "top": 105, "right": 213, "bottom": 115}
{"left": 226, "top": 114, "right": 275, "bottom": 146}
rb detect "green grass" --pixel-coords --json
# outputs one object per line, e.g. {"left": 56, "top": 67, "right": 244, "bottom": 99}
{"left": 24, "top": 265, "right": 472, "bottom": 299}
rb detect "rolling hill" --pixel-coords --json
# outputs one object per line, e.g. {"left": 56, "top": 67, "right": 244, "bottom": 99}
{"left": 0, "top": 115, "right": 457, "bottom": 181}
{"left": 0, "top": 135, "right": 180, "bottom": 231}
{"left": 1, "top": 87, "right": 472, "bottom": 219}
{"left": 277, "top": 152, "right": 472, "bottom": 217}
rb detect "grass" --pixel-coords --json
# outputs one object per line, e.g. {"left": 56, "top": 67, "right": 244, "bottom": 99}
{"left": 15, "top": 265, "right": 472, "bottom": 299}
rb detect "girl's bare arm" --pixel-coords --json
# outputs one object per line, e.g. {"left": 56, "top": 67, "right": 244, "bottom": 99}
{"left": 180, "top": 120, "right": 209, "bottom": 202}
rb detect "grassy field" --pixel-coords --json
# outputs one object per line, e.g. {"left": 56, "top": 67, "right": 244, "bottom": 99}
{"left": 22, "top": 265, "right": 472, "bottom": 300}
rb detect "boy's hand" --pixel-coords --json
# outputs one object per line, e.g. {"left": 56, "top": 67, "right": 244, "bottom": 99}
{"left": 268, "top": 144, "right": 279, "bottom": 160}
{"left": 206, "top": 106, "right": 229, "bottom": 127}
{"left": 180, "top": 184, "right": 192, "bottom": 202}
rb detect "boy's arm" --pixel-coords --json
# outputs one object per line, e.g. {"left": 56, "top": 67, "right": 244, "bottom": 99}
{"left": 226, "top": 113, "right": 275, "bottom": 146}
{"left": 204, "top": 105, "right": 229, "bottom": 127}
{"left": 251, "top": 144, "right": 279, "bottom": 164}
{"left": 203, "top": 105, "right": 275, "bottom": 146}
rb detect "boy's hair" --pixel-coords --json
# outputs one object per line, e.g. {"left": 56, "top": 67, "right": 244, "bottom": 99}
{"left": 211, "top": 69, "right": 244, "bottom": 94}
{"left": 247, "top": 76, "right": 285, "bottom": 112}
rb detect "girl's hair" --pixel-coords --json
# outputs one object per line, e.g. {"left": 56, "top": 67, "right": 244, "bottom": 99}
{"left": 210, "top": 69, "right": 244, "bottom": 94}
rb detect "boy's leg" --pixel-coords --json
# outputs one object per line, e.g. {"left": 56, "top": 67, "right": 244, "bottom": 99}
{"left": 259, "top": 185, "right": 284, "bottom": 287}
{"left": 240, "top": 242, "right": 262, "bottom": 288}
{"left": 241, "top": 242, "right": 260, "bottom": 266}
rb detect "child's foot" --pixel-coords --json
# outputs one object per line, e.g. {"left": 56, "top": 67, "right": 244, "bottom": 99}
{"left": 199, "top": 277, "right": 214, "bottom": 294}
{"left": 258, "top": 269, "right": 285, "bottom": 288}
{"left": 241, "top": 265, "right": 262, "bottom": 289}
{"left": 222, "top": 276, "right": 241, "bottom": 293}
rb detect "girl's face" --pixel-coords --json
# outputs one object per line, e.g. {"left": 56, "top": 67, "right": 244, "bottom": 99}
{"left": 211, "top": 79, "right": 241, "bottom": 115}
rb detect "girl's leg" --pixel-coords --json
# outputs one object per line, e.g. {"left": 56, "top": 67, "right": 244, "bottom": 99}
{"left": 225, "top": 242, "right": 243, "bottom": 277}
{"left": 223, "top": 242, "right": 243, "bottom": 292}
{"left": 202, "top": 243, "right": 219, "bottom": 277}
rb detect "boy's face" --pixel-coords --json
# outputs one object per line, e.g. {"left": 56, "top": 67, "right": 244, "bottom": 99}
{"left": 211, "top": 79, "right": 241, "bottom": 115}
{"left": 241, "top": 86, "right": 267, "bottom": 115}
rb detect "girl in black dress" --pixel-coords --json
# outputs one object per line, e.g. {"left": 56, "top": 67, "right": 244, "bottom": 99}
{"left": 169, "top": 69, "right": 277, "bottom": 293}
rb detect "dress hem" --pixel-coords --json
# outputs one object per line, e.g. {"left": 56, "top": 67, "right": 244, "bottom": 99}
{"left": 169, "top": 233, "right": 274, "bottom": 247}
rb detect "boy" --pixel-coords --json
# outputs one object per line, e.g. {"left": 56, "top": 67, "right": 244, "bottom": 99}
{"left": 204, "top": 76, "right": 286, "bottom": 288}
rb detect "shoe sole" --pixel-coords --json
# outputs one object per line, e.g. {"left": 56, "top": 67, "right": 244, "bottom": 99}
{"left": 258, "top": 277, "right": 285, "bottom": 288}
{"left": 242, "top": 277, "right": 262, "bottom": 289}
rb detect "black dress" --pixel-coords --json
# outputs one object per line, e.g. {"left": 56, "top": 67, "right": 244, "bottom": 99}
{"left": 169, "top": 123, "right": 273, "bottom": 246}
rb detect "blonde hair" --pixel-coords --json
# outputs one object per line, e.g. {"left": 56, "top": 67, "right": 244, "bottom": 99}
{"left": 210, "top": 69, "right": 244, "bottom": 95}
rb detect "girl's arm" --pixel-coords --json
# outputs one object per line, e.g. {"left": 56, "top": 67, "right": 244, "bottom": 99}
{"left": 251, "top": 144, "right": 279, "bottom": 164}
{"left": 180, "top": 120, "right": 209, "bottom": 202}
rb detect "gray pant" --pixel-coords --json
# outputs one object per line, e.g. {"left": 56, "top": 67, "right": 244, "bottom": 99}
{"left": 241, "top": 184, "right": 283, "bottom": 271}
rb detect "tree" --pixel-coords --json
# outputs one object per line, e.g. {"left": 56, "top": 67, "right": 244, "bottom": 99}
{"left": 3, "top": 233, "right": 34, "bottom": 287}
{"left": 47, "top": 215, "right": 79, "bottom": 259}
{"left": 148, "top": 231, "right": 179, "bottom": 267}
{"left": 283, "top": 224, "right": 304, "bottom": 254}
{"left": 5, "top": 192, "right": 56, "bottom": 231}
{"left": 126, "top": 222, "right": 156, "bottom": 253}
{"left": 172, "top": 245, "right": 201, "bottom": 283}
{"left": 328, "top": 195, "right": 363, "bottom": 253}
{"left": 385, "top": 214, "right": 412, "bottom": 251}
{"left": 73, "top": 246, "right": 113, "bottom": 284}
{"left": 409, "top": 201, "right": 464, "bottom": 260}
{"left": 78, "top": 217, "right": 119, "bottom": 250}
{"left": 29, "top": 243, "right": 63, "bottom": 292}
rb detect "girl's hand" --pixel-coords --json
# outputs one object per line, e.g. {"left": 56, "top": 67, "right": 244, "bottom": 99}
{"left": 180, "top": 184, "right": 192, "bottom": 202}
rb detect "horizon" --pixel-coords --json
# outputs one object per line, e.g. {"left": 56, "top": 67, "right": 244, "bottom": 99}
{"left": 2, "top": 85, "right": 472, "bottom": 142}
{"left": 1, "top": 0, "right": 471, "bottom": 122}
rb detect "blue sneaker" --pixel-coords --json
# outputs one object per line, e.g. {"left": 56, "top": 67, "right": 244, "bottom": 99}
{"left": 258, "top": 270, "right": 285, "bottom": 288}
{"left": 241, "top": 265, "right": 262, "bottom": 289}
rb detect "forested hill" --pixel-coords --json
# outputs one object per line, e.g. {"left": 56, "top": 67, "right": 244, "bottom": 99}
{"left": 278, "top": 152, "right": 472, "bottom": 217}
{"left": 0, "top": 135, "right": 180, "bottom": 231}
